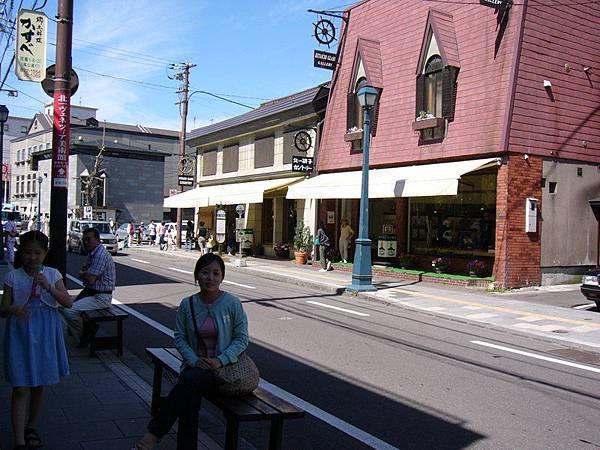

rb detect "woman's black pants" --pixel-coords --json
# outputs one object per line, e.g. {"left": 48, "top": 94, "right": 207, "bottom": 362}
{"left": 148, "top": 367, "right": 217, "bottom": 438}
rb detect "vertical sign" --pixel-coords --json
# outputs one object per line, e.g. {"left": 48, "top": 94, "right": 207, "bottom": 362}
{"left": 15, "top": 9, "right": 47, "bottom": 82}
{"left": 52, "top": 93, "right": 69, "bottom": 188}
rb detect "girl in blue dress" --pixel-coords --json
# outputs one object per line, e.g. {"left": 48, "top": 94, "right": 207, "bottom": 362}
{"left": 1, "top": 231, "right": 73, "bottom": 450}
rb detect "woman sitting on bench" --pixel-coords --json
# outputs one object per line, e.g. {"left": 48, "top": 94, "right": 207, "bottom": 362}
{"left": 134, "top": 253, "right": 249, "bottom": 450}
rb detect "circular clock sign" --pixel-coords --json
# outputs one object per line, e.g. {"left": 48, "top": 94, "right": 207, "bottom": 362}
{"left": 294, "top": 131, "right": 312, "bottom": 152}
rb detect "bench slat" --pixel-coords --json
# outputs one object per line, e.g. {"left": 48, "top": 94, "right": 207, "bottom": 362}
{"left": 251, "top": 388, "right": 305, "bottom": 418}
{"left": 82, "top": 306, "right": 128, "bottom": 321}
{"left": 146, "top": 348, "right": 181, "bottom": 374}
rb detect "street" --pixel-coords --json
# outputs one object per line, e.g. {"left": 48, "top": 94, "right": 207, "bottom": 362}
{"left": 66, "top": 250, "right": 600, "bottom": 449}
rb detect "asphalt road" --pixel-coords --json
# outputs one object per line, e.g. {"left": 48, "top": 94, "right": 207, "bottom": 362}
{"left": 66, "top": 251, "right": 600, "bottom": 449}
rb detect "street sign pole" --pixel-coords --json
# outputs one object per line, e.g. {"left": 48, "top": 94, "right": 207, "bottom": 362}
{"left": 49, "top": 0, "right": 73, "bottom": 276}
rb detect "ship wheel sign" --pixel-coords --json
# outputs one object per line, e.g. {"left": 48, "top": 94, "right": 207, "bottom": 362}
{"left": 294, "top": 131, "right": 312, "bottom": 152}
{"left": 313, "top": 18, "right": 336, "bottom": 47}
{"left": 178, "top": 155, "right": 195, "bottom": 175}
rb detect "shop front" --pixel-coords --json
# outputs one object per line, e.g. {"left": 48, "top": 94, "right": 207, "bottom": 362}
{"left": 287, "top": 158, "right": 499, "bottom": 275}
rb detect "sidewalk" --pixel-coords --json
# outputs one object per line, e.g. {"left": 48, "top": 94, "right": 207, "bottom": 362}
{"left": 131, "top": 246, "right": 600, "bottom": 354}
{"left": 0, "top": 263, "right": 231, "bottom": 450}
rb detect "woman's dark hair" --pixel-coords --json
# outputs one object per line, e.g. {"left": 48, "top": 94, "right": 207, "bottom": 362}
{"left": 14, "top": 231, "right": 49, "bottom": 269}
{"left": 193, "top": 253, "right": 225, "bottom": 283}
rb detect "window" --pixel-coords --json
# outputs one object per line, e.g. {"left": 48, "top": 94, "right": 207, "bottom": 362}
{"left": 26, "top": 181, "right": 30, "bottom": 194}
{"left": 254, "top": 136, "right": 274, "bottom": 169}
{"left": 416, "top": 55, "right": 446, "bottom": 142}
{"left": 261, "top": 198, "right": 274, "bottom": 244}
{"left": 16, "top": 149, "right": 20, "bottom": 161}
{"left": 202, "top": 149, "right": 217, "bottom": 176}
{"left": 222, "top": 144, "right": 239, "bottom": 173}
{"left": 549, "top": 181, "right": 557, "bottom": 194}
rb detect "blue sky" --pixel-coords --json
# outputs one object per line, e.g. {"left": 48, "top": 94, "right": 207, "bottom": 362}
{"left": 2, "top": 0, "right": 349, "bottom": 131}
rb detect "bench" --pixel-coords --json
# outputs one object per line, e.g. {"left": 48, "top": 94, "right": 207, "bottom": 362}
{"left": 146, "top": 347, "right": 305, "bottom": 450}
{"left": 81, "top": 306, "right": 129, "bottom": 357}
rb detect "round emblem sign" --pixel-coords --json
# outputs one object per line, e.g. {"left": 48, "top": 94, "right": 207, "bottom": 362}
{"left": 236, "top": 204, "right": 245, "bottom": 214}
{"left": 294, "top": 131, "right": 312, "bottom": 152}
{"left": 314, "top": 18, "right": 336, "bottom": 46}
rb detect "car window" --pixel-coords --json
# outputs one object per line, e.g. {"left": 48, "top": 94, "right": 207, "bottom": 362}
{"left": 81, "top": 222, "right": 111, "bottom": 234}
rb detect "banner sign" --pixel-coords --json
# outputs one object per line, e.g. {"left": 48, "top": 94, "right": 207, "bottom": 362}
{"left": 178, "top": 175, "right": 194, "bottom": 186}
{"left": 314, "top": 50, "right": 337, "bottom": 70}
{"left": 15, "top": 9, "right": 47, "bottom": 82}
{"left": 51, "top": 93, "right": 70, "bottom": 188}
{"left": 479, "top": 0, "right": 503, "bottom": 8}
{"left": 292, "top": 155, "right": 314, "bottom": 173}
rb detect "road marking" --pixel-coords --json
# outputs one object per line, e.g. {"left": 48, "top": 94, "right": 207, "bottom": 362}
{"left": 573, "top": 303, "right": 596, "bottom": 310}
{"left": 391, "top": 288, "right": 600, "bottom": 329}
{"left": 65, "top": 273, "right": 395, "bottom": 449}
{"left": 131, "top": 258, "right": 150, "bottom": 264}
{"left": 223, "top": 280, "right": 256, "bottom": 289}
{"left": 168, "top": 267, "right": 193, "bottom": 274}
{"left": 65, "top": 274, "right": 175, "bottom": 337}
{"left": 306, "top": 301, "right": 370, "bottom": 317}
{"left": 260, "top": 379, "right": 398, "bottom": 450}
{"left": 465, "top": 313, "right": 498, "bottom": 320}
{"left": 471, "top": 340, "right": 600, "bottom": 374}
{"left": 516, "top": 316, "right": 543, "bottom": 322}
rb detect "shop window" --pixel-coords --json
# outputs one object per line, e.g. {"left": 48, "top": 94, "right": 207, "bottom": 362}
{"left": 262, "top": 198, "right": 274, "bottom": 244}
{"left": 282, "top": 198, "right": 297, "bottom": 244}
{"left": 409, "top": 173, "right": 497, "bottom": 257}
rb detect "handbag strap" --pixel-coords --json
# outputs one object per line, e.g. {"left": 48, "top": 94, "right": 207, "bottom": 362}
{"left": 188, "top": 294, "right": 209, "bottom": 357}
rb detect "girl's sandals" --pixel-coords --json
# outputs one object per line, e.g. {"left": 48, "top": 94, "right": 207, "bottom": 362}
{"left": 24, "top": 427, "right": 42, "bottom": 448}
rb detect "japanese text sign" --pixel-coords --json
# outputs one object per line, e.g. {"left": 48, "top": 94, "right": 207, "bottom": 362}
{"left": 15, "top": 9, "right": 47, "bottom": 82}
{"left": 292, "top": 155, "right": 314, "bottom": 173}
{"left": 51, "top": 93, "right": 70, "bottom": 188}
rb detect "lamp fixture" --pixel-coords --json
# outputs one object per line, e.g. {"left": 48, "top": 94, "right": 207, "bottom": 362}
{"left": 356, "top": 85, "right": 379, "bottom": 108}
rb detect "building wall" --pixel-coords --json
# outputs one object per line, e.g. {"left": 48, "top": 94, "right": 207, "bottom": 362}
{"left": 493, "top": 154, "right": 542, "bottom": 288}
{"left": 540, "top": 160, "right": 600, "bottom": 279}
{"left": 508, "top": 2, "right": 600, "bottom": 162}
{"left": 318, "top": 0, "right": 521, "bottom": 172}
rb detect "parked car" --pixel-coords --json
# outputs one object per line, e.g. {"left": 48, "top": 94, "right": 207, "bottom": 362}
{"left": 67, "top": 220, "right": 118, "bottom": 255}
{"left": 581, "top": 270, "right": 600, "bottom": 310}
{"left": 116, "top": 222, "right": 138, "bottom": 242}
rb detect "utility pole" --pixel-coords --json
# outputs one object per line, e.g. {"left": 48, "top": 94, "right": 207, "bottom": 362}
{"left": 173, "top": 62, "right": 196, "bottom": 248}
{"left": 49, "top": 0, "right": 73, "bottom": 276}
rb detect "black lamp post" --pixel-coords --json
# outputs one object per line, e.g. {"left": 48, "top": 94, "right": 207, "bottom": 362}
{"left": 347, "top": 86, "right": 379, "bottom": 292}
{"left": 0, "top": 104, "right": 9, "bottom": 264}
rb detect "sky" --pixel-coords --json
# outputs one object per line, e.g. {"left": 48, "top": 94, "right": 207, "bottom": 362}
{"left": 1, "top": 0, "right": 350, "bottom": 132}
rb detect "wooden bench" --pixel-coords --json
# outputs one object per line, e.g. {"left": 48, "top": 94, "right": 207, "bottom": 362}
{"left": 81, "top": 306, "right": 129, "bottom": 357}
{"left": 146, "top": 347, "right": 305, "bottom": 450}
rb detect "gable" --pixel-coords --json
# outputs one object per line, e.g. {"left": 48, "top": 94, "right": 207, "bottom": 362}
{"left": 350, "top": 37, "right": 383, "bottom": 90}
{"left": 416, "top": 9, "right": 460, "bottom": 73}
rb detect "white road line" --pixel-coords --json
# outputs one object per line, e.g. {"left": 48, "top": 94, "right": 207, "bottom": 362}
{"left": 260, "top": 379, "right": 398, "bottom": 450}
{"left": 306, "top": 301, "right": 370, "bottom": 317}
{"left": 573, "top": 303, "right": 596, "bottom": 310}
{"left": 65, "top": 273, "right": 394, "bottom": 448}
{"left": 65, "top": 274, "right": 175, "bottom": 337}
{"left": 222, "top": 280, "right": 256, "bottom": 289}
{"left": 131, "top": 258, "right": 150, "bottom": 264}
{"left": 471, "top": 340, "right": 600, "bottom": 374}
{"left": 168, "top": 267, "right": 193, "bottom": 274}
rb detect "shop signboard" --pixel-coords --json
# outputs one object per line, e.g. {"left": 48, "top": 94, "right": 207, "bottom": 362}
{"left": 178, "top": 175, "right": 194, "bottom": 186}
{"left": 377, "top": 234, "right": 397, "bottom": 258}
{"left": 15, "top": 9, "right": 47, "bottom": 82}
{"left": 51, "top": 93, "right": 69, "bottom": 188}
{"left": 216, "top": 209, "right": 226, "bottom": 243}
{"left": 313, "top": 50, "right": 337, "bottom": 70}
{"left": 83, "top": 206, "right": 93, "bottom": 220}
{"left": 292, "top": 155, "right": 314, "bottom": 173}
{"left": 479, "top": 0, "right": 503, "bottom": 8}
{"left": 238, "top": 229, "right": 254, "bottom": 250}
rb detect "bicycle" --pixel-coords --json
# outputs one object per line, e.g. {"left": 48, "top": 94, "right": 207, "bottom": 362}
{"left": 158, "top": 235, "right": 169, "bottom": 251}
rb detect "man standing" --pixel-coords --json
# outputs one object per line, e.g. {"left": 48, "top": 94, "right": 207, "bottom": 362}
{"left": 4, "top": 212, "right": 18, "bottom": 265}
{"left": 156, "top": 220, "right": 166, "bottom": 247}
{"left": 148, "top": 220, "right": 157, "bottom": 246}
{"left": 60, "top": 227, "right": 116, "bottom": 347}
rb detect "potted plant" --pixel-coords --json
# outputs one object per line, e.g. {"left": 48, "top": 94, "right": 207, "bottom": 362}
{"left": 273, "top": 242, "right": 290, "bottom": 259}
{"left": 467, "top": 259, "right": 485, "bottom": 277}
{"left": 431, "top": 256, "right": 449, "bottom": 274}
{"left": 293, "top": 221, "right": 312, "bottom": 265}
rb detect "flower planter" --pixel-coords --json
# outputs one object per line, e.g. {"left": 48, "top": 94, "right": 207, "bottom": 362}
{"left": 294, "top": 251, "right": 308, "bottom": 265}
{"left": 412, "top": 117, "right": 445, "bottom": 131}
{"left": 344, "top": 130, "right": 363, "bottom": 142}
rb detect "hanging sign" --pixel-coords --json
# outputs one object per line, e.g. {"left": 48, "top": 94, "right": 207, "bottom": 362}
{"left": 15, "top": 9, "right": 47, "bottom": 82}
{"left": 292, "top": 155, "right": 314, "bottom": 173}
{"left": 178, "top": 175, "right": 194, "bottom": 186}
{"left": 479, "top": 0, "right": 503, "bottom": 8}
{"left": 314, "top": 50, "right": 337, "bottom": 70}
{"left": 51, "top": 93, "right": 70, "bottom": 188}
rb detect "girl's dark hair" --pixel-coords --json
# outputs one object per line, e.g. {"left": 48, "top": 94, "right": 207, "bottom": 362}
{"left": 193, "top": 253, "right": 225, "bottom": 282}
{"left": 14, "top": 231, "right": 49, "bottom": 269}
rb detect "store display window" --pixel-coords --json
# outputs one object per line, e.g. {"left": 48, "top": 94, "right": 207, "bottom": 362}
{"left": 409, "top": 173, "right": 496, "bottom": 257}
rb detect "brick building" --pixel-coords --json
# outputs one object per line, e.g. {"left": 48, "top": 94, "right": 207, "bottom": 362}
{"left": 288, "top": 0, "right": 600, "bottom": 287}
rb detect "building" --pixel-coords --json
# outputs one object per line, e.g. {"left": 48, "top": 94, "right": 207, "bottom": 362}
{"left": 287, "top": 0, "right": 600, "bottom": 287}
{"left": 2, "top": 115, "right": 31, "bottom": 203}
{"left": 166, "top": 84, "right": 329, "bottom": 256}
{"left": 11, "top": 104, "right": 181, "bottom": 223}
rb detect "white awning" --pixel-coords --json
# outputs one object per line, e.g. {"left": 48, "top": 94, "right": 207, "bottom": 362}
{"left": 286, "top": 158, "right": 499, "bottom": 199}
{"left": 164, "top": 177, "right": 303, "bottom": 208}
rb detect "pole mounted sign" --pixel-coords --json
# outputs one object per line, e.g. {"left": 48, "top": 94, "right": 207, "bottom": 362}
{"left": 15, "top": 9, "right": 47, "bottom": 82}
{"left": 52, "top": 93, "right": 70, "bottom": 188}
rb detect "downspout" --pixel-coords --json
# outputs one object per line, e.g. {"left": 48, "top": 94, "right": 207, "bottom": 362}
{"left": 498, "top": 0, "right": 528, "bottom": 286}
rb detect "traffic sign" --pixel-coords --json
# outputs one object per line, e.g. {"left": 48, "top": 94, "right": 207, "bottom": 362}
{"left": 41, "top": 64, "right": 79, "bottom": 97}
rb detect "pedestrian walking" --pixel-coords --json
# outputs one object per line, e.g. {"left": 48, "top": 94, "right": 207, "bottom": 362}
{"left": 186, "top": 219, "right": 195, "bottom": 251}
{"left": 127, "top": 222, "right": 135, "bottom": 248}
{"left": 109, "top": 218, "right": 117, "bottom": 234}
{"left": 59, "top": 227, "right": 116, "bottom": 348}
{"left": 5, "top": 212, "right": 18, "bottom": 265}
{"left": 41, "top": 214, "right": 49, "bottom": 236}
{"left": 197, "top": 221, "right": 208, "bottom": 255}
{"left": 0, "top": 231, "right": 73, "bottom": 450}
{"left": 27, "top": 216, "right": 36, "bottom": 232}
{"left": 137, "top": 222, "right": 146, "bottom": 245}
{"left": 339, "top": 218, "right": 354, "bottom": 263}
{"left": 134, "top": 254, "right": 250, "bottom": 450}
{"left": 316, "top": 222, "right": 332, "bottom": 272}
{"left": 156, "top": 220, "right": 166, "bottom": 248}
{"left": 148, "top": 220, "right": 157, "bottom": 246}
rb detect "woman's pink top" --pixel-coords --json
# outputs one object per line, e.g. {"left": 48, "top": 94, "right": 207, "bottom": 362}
{"left": 197, "top": 296, "right": 222, "bottom": 358}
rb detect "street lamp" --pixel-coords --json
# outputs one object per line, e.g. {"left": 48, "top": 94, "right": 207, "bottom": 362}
{"left": 348, "top": 86, "right": 379, "bottom": 292}
{"left": 0, "top": 104, "right": 9, "bottom": 265}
